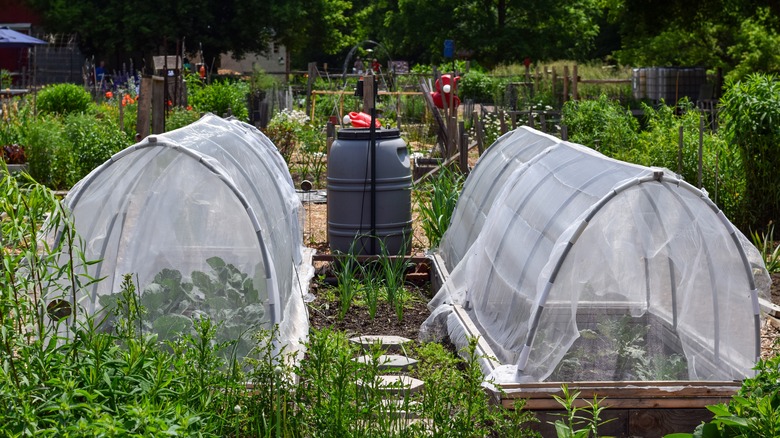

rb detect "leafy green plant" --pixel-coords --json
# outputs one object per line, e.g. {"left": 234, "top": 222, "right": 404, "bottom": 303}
{"left": 665, "top": 353, "right": 780, "bottom": 438}
{"left": 63, "top": 112, "right": 131, "bottom": 181}
{"left": 166, "top": 105, "right": 202, "bottom": 131}
{"left": 264, "top": 109, "right": 311, "bottom": 164}
{"left": 331, "top": 241, "right": 362, "bottom": 320}
{"left": 551, "top": 384, "right": 614, "bottom": 438}
{"left": 0, "top": 69, "right": 11, "bottom": 89}
{"left": 750, "top": 222, "right": 780, "bottom": 273}
{"left": 720, "top": 73, "right": 780, "bottom": 230}
{"left": 377, "top": 238, "right": 412, "bottom": 321}
{"left": 459, "top": 70, "right": 499, "bottom": 103}
{"left": 188, "top": 78, "right": 250, "bottom": 121}
{"left": 562, "top": 94, "right": 639, "bottom": 157}
{"left": 360, "top": 261, "right": 382, "bottom": 320}
{"left": 99, "top": 256, "right": 265, "bottom": 358}
{"left": 416, "top": 164, "right": 464, "bottom": 248}
{"left": 414, "top": 338, "right": 540, "bottom": 437}
{"left": 20, "top": 114, "right": 73, "bottom": 189}
{"left": 36, "top": 82, "right": 93, "bottom": 115}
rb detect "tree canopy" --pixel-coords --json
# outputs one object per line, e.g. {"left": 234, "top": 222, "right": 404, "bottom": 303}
{"left": 22, "top": 0, "right": 780, "bottom": 78}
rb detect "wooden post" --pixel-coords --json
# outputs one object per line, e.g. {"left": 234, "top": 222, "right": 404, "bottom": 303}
{"left": 678, "top": 125, "right": 684, "bottom": 174}
{"left": 534, "top": 66, "right": 540, "bottom": 99}
{"left": 447, "top": 113, "right": 458, "bottom": 157}
{"left": 458, "top": 121, "right": 468, "bottom": 173}
{"left": 152, "top": 75, "right": 165, "bottom": 134}
{"left": 136, "top": 76, "right": 153, "bottom": 139}
{"left": 551, "top": 67, "right": 557, "bottom": 105}
{"left": 563, "top": 65, "right": 569, "bottom": 103}
{"left": 474, "top": 110, "right": 485, "bottom": 154}
{"left": 499, "top": 110, "right": 508, "bottom": 134}
{"left": 118, "top": 92, "right": 124, "bottom": 132}
{"left": 305, "top": 62, "right": 316, "bottom": 116}
{"left": 698, "top": 115, "right": 704, "bottom": 188}
{"left": 396, "top": 91, "right": 402, "bottom": 130}
{"left": 363, "top": 74, "right": 375, "bottom": 112}
{"left": 572, "top": 64, "right": 579, "bottom": 100}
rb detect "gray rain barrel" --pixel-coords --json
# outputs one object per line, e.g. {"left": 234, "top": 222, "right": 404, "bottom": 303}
{"left": 327, "top": 128, "right": 412, "bottom": 255}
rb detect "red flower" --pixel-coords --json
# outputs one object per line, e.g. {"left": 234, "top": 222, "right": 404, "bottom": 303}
{"left": 105, "top": 91, "right": 113, "bottom": 99}
{"left": 186, "top": 105, "right": 192, "bottom": 111}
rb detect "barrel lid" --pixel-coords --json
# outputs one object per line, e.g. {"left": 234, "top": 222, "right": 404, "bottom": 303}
{"left": 337, "top": 128, "right": 401, "bottom": 140}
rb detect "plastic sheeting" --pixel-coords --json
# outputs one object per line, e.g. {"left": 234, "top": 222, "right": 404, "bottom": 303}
{"left": 53, "top": 114, "right": 312, "bottom": 358}
{"left": 424, "top": 127, "right": 769, "bottom": 383}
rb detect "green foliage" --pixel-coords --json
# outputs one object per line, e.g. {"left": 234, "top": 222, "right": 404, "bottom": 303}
{"left": 63, "top": 112, "right": 131, "bottom": 181}
{"left": 0, "top": 69, "right": 11, "bottom": 89}
{"left": 414, "top": 338, "right": 540, "bottom": 437}
{"left": 166, "top": 106, "right": 202, "bottom": 131}
{"left": 331, "top": 241, "right": 362, "bottom": 320}
{"left": 459, "top": 70, "right": 499, "bottom": 103}
{"left": 249, "top": 67, "right": 280, "bottom": 94}
{"left": 666, "top": 354, "right": 780, "bottom": 437}
{"left": 551, "top": 384, "right": 613, "bottom": 438}
{"left": 720, "top": 73, "right": 780, "bottom": 229}
{"left": 562, "top": 94, "right": 639, "bottom": 157}
{"left": 100, "top": 257, "right": 265, "bottom": 358}
{"left": 552, "top": 315, "right": 688, "bottom": 382}
{"left": 725, "top": 8, "right": 780, "bottom": 83}
{"left": 188, "top": 78, "right": 250, "bottom": 122}
{"left": 416, "top": 164, "right": 464, "bottom": 248}
{"left": 36, "top": 83, "right": 93, "bottom": 116}
{"left": 750, "top": 222, "right": 780, "bottom": 273}
{"left": 21, "top": 114, "right": 73, "bottom": 189}
{"left": 264, "top": 109, "right": 312, "bottom": 164}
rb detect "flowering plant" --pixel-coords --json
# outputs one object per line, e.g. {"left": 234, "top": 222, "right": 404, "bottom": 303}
{"left": 2, "top": 143, "right": 26, "bottom": 164}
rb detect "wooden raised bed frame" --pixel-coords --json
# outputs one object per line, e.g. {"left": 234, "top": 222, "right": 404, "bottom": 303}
{"left": 427, "top": 252, "right": 742, "bottom": 437}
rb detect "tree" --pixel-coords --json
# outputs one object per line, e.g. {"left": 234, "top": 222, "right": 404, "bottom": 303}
{"left": 265, "top": 0, "right": 358, "bottom": 70}
{"left": 24, "top": 0, "right": 274, "bottom": 71}
{"left": 609, "top": 0, "right": 780, "bottom": 76}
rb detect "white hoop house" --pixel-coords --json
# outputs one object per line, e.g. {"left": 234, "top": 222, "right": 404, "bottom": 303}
{"left": 54, "top": 114, "right": 312, "bottom": 358}
{"left": 424, "top": 127, "right": 769, "bottom": 383}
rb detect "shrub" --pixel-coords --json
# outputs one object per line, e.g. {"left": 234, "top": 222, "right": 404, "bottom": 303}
{"left": 64, "top": 113, "right": 131, "bottom": 182}
{"left": 36, "top": 83, "right": 93, "bottom": 115}
{"left": 188, "top": 78, "right": 249, "bottom": 122}
{"left": 21, "top": 115, "right": 73, "bottom": 189}
{"left": 459, "top": 70, "right": 497, "bottom": 103}
{"left": 264, "top": 109, "right": 311, "bottom": 163}
{"left": 165, "top": 106, "right": 202, "bottom": 131}
{"left": 562, "top": 94, "right": 639, "bottom": 157}
{"left": 719, "top": 73, "right": 780, "bottom": 230}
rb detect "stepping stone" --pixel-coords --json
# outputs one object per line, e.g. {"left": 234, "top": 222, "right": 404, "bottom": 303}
{"left": 379, "top": 399, "right": 422, "bottom": 419}
{"left": 350, "top": 335, "right": 413, "bottom": 353}
{"left": 353, "top": 354, "right": 418, "bottom": 371}
{"left": 374, "top": 375, "right": 425, "bottom": 395}
{"left": 358, "top": 375, "right": 424, "bottom": 396}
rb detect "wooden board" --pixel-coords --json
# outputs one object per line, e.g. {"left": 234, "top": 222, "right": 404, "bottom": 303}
{"left": 530, "top": 408, "right": 713, "bottom": 437}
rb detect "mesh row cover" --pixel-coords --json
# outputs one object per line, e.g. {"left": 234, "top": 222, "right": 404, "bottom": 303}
{"left": 424, "top": 127, "right": 769, "bottom": 383}
{"left": 55, "top": 114, "right": 312, "bottom": 359}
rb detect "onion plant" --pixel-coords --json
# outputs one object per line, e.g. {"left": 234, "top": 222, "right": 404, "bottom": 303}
{"left": 416, "top": 164, "right": 464, "bottom": 248}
